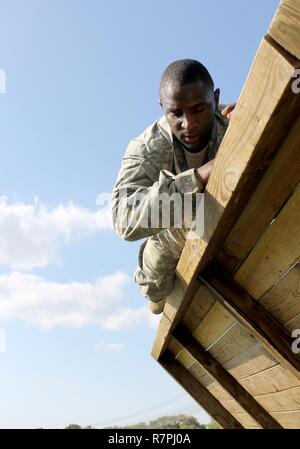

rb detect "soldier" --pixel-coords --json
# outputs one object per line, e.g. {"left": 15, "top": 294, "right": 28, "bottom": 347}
{"left": 112, "top": 59, "right": 234, "bottom": 314}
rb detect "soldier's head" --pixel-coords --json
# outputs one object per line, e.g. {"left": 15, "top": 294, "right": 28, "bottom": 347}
{"left": 159, "top": 59, "right": 220, "bottom": 152}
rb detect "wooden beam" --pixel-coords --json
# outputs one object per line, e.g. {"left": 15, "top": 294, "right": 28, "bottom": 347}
{"left": 177, "top": 37, "right": 300, "bottom": 288}
{"left": 269, "top": 0, "right": 300, "bottom": 61}
{"left": 209, "top": 363, "right": 300, "bottom": 398}
{"left": 258, "top": 262, "right": 300, "bottom": 326}
{"left": 151, "top": 34, "right": 300, "bottom": 361}
{"left": 233, "top": 183, "right": 300, "bottom": 299}
{"left": 172, "top": 326, "right": 283, "bottom": 429}
{"left": 200, "top": 262, "right": 300, "bottom": 379}
{"left": 159, "top": 351, "right": 244, "bottom": 429}
{"left": 217, "top": 114, "right": 300, "bottom": 275}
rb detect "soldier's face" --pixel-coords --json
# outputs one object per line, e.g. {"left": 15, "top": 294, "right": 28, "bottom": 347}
{"left": 160, "top": 81, "right": 219, "bottom": 152}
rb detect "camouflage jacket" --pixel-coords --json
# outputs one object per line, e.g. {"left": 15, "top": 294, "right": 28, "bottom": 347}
{"left": 112, "top": 108, "right": 228, "bottom": 241}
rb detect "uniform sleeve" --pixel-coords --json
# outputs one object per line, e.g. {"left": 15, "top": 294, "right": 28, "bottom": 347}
{"left": 111, "top": 139, "right": 203, "bottom": 242}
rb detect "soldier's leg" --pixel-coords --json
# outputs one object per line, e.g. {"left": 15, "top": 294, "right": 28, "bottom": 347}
{"left": 134, "top": 228, "right": 186, "bottom": 303}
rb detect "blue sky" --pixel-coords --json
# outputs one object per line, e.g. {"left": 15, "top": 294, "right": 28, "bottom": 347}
{"left": 0, "top": 0, "right": 279, "bottom": 428}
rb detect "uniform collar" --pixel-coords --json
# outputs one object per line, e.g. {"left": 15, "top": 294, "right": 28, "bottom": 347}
{"left": 157, "top": 109, "right": 228, "bottom": 174}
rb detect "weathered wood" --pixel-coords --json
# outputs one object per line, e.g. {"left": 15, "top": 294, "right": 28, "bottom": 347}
{"left": 222, "top": 387, "right": 300, "bottom": 415}
{"left": 182, "top": 281, "right": 216, "bottom": 333}
{"left": 151, "top": 277, "right": 186, "bottom": 361}
{"left": 259, "top": 261, "right": 300, "bottom": 326}
{"left": 192, "top": 302, "right": 236, "bottom": 349}
{"left": 191, "top": 315, "right": 300, "bottom": 396}
{"left": 231, "top": 413, "right": 262, "bottom": 429}
{"left": 199, "top": 343, "right": 278, "bottom": 391}
{"left": 200, "top": 262, "right": 300, "bottom": 378}
{"left": 255, "top": 386, "right": 300, "bottom": 412}
{"left": 173, "top": 327, "right": 283, "bottom": 428}
{"left": 210, "top": 364, "right": 300, "bottom": 398}
{"left": 151, "top": 2, "right": 300, "bottom": 429}
{"left": 235, "top": 183, "right": 300, "bottom": 299}
{"left": 233, "top": 410, "right": 300, "bottom": 429}
{"left": 218, "top": 114, "right": 300, "bottom": 275}
{"left": 168, "top": 337, "right": 197, "bottom": 370}
{"left": 286, "top": 313, "right": 300, "bottom": 332}
{"left": 201, "top": 386, "right": 263, "bottom": 428}
{"left": 177, "top": 38, "right": 300, "bottom": 285}
{"left": 160, "top": 351, "right": 244, "bottom": 429}
{"left": 269, "top": 0, "right": 300, "bottom": 60}
{"left": 168, "top": 331, "right": 271, "bottom": 392}
{"left": 271, "top": 411, "right": 300, "bottom": 428}
{"left": 181, "top": 266, "right": 300, "bottom": 393}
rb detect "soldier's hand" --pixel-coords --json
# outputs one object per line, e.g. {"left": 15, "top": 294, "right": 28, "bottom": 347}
{"left": 221, "top": 103, "right": 236, "bottom": 120}
{"left": 196, "top": 159, "right": 215, "bottom": 189}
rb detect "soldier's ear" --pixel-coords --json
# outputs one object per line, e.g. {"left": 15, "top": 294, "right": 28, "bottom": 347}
{"left": 159, "top": 99, "right": 163, "bottom": 109}
{"left": 214, "top": 88, "right": 220, "bottom": 109}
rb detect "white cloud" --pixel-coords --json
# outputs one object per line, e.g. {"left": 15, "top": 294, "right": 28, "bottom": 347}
{"left": 103, "top": 306, "right": 160, "bottom": 331}
{"left": 0, "top": 271, "right": 158, "bottom": 331}
{"left": 94, "top": 341, "right": 123, "bottom": 352}
{"left": 0, "top": 196, "right": 113, "bottom": 270}
{"left": 0, "top": 329, "right": 6, "bottom": 354}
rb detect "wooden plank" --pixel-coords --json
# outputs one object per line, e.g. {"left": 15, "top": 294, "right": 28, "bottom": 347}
{"left": 200, "top": 343, "right": 278, "bottom": 392}
{"left": 224, "top": 400, "right": 255, "bottom": 414}
{"left": 152, "top": 35, "right": 300, "bottom": 361}
{"left": 193, "top": 353, "right": 300, "bottom": 410}
{"left": 195, "top": 327, "right": 300, "bottom": 400}
{"left": 217, "top": 343, "right": 277, "bottom": 379}
{"left": 201, "top": 329, "right": 267, "bottom": 379}
{"left": 235, "top": 183, "right": 300, "bottom": 299}
{"left": 173, "top": 327, "right": 283, "bottom": 428}
{"left": 200, "top": 262, "right": 300, "bottom": 378}
{"left": 222, "top": 387, "right": 300, "bottom": 414}
{"left": 190, "top": 318, "right": 299, "bottom": 397}
{"left": 231, "top": 413, "right": 262, "bottom": 428}
{"left": 193, "top": 322, "right": 300, "bottom": 396}
{"left": 212, "top": 386, "right": 237, "bottom": 403}
{"left": 232, "top": 410, "right": 300, "bottom": 429}
{"left": 168, "top": 337, "right": 196, "bottom": 369}
{"left": 255, "top": 386, "right": 300, "bottom": 412}
{"left": 184, "top": 284, "right": 300, "bottom": 392}
{"left": 152, "top": 277, "right": 186, "bottom": 361}
{"left": 271, "top": 410, "right": 300, "bottom": 428}
{"left": 202, "top": 385, "right": 262, "bottom": 428}
{"left": 287, "top": 313, "right": 300, "bottom": 332}
{"left": 168, "top": 337, "right": 209, "bottom": 379}
{"left": 269, "top": 0, "right": 300, "bottom": 60}
{"left": 184, "top": 274, "right": 300, "bottom": 394}
{"left": 172, "top": 253, "right": 300, "bottom": 395}
{"left": 239, "top": 365, "right": 300, "bottom": 396}
{"left": 159, "top": 351, "right": 244, "bottom": 429}
{"left": 192, "top": 301, "right": 236, "bottom": 349}
{"left": 218, "top": 114, "right": 300, "bottom": 274}
{"left": 197, "top": 323, "right": 255, "bottom": 367}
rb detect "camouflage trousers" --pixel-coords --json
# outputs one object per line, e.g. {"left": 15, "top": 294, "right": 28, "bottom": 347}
{"left": 134, "top": 228, "right": 188, "bottom": 303}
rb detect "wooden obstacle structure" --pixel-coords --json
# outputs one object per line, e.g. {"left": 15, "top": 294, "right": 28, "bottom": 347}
{"left": 151, "top": 0, "right": 300, "bottom": 429}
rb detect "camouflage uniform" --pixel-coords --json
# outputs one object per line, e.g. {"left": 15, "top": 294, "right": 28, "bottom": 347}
{"left": 112, "top": 108, "right": 228, "bottom": 302}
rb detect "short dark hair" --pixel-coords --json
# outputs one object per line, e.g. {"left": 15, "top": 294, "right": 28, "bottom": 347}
{"left": 159, "top": 59, "right": 214, "bottom": 98}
